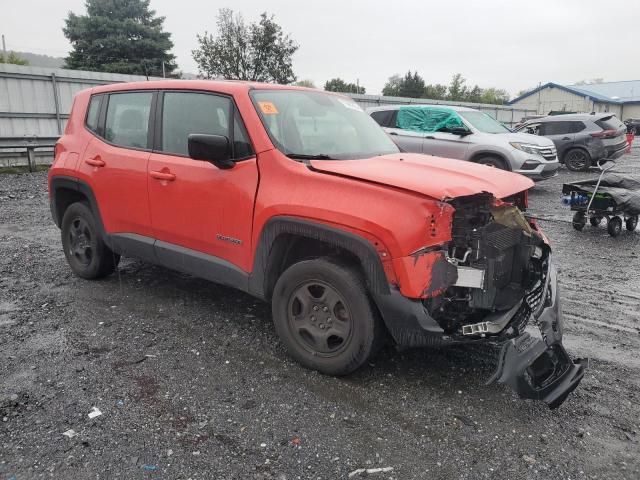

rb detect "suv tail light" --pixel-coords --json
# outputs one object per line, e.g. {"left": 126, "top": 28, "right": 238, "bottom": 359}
{"left": 590, "top": 129, "right": 618, "bottom": 139}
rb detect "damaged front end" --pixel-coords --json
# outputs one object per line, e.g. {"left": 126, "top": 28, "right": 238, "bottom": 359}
{"left": 383, "top": 192, "right": 586, "bottom": 409}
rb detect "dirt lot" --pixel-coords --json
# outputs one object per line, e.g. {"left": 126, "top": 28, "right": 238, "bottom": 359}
{"left": 1, "top": 151, "right": 639, "bottom": 480}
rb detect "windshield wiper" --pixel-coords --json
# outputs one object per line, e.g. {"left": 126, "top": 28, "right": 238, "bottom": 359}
{"left": 286, "top": 153, "right": 334, "bottom": 160}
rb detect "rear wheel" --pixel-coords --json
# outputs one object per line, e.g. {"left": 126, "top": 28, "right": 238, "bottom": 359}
{"left": 61, "top": 202, "right": 120, "bottom": 279}
{"left": 572, "top": 212, "right": 587, "bottom": 231}
{"left": 589, "top": 216, "right": 603, "bottom": 227}
{"left": 476, "top": 156, "right": 508, "bottom": 170}
{"left": 564, "top": 149, "right": 591, "bottom": 172}
{"left": 271, "top": 258, "right": 383, "bottom": 376}
{"left": 607, "top": 216, "right": 623, "bottom": 237}
{"left": 626, "top": 215, "right": 638, "bottom": 231}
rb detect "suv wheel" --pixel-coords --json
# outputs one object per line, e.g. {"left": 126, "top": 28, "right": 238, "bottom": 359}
{"left": 564, "top": 149, "right": 591, "bottom": 172}
{"left": 61, "top": 202, "right": 120, "bottom": 279}
{"left": 476, "top": 156, "right": 507, "bottom": 170}
{"left": 271, "top": 258, "right": 383, "bottom": 375}
{"left": 626, "top": 215, "right": 638, "bottom": 231}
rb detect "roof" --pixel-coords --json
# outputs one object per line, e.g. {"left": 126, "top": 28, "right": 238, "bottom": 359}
{"left": 367, "top": 104, "right": 477, "bottom": 113}
{"left": 91, "top": 79, "right": 323, "bottom": 96}
{"left": 532, "top": 113, "right": 614, "bottom": 123}
{"left": 508, "top": 81, "right": 640, "bottom": 105}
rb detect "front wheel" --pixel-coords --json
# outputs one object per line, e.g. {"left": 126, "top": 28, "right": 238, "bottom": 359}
{"left": 564, "top": 149, "right": 591, "bottom": 172}
{"left": 61, "top": 202, "right": 120, "bottom": 279}
{"left": 271, "top": 258, "right": 383, "bottom": 376}
{"left": 626, "top": 215, "right": 638, "bottom": 231}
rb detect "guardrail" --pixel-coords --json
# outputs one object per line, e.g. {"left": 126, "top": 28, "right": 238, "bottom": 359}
{"left": 0, "top": 136, "right": 59, "bottom": 171}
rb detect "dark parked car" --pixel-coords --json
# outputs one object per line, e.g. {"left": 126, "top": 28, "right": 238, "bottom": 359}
{"left": 515, "top": 113, "right": 628, "bottom": 171}
{"left": 624, "top": 118, "right": 640, "bottom": 134}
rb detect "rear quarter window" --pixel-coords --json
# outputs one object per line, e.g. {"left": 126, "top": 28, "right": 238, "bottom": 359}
{"left": 370, "top": 110, "right": 394, "bottom": 127}
{"left": 595, "top": 116, "right": 624, "bottom": 130}
{"left": 85, "top": 95, "right": 101, "bottom": 132}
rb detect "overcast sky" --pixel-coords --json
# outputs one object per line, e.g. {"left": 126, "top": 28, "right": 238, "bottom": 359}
{"left": 3, "top": 0, "right": 640, "bottom": 96}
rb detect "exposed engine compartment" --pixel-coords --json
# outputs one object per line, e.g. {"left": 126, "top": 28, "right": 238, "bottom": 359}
{"left": 424, "top": 192, "right": 549, "bottom": 337}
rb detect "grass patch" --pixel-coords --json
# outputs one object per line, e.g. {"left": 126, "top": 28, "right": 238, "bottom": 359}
{"left": 0, "top": 164, "right": 50, "bottom": 174}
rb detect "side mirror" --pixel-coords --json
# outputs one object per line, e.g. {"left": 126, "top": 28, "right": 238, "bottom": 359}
{"left": 188, "top": 134, "right": 234, "bottom": 169}
{"left": 449, "top": 126, "right": 472, "bottom": 137}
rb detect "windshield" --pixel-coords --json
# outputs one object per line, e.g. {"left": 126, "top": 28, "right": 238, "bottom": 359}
{"left": 459, "top": 110, "right": 510, "bottom": 134}
{"left": 250, "top": 90, "right": 399, "bottom": 160}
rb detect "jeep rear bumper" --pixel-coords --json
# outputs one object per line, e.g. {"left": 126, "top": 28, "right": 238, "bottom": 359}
{"left": 373, "top": 260, "right": 587, "bottom": 408}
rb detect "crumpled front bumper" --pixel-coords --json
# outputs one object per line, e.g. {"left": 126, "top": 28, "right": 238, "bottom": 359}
{"left": 487, "top": 263, "right": 587, "bottom": 409}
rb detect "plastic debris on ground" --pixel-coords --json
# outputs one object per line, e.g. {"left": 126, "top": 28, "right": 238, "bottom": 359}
{"left": 348, "top": 466, "right": 394, "bottom": 477}
{"left": 62, "top": 429, "right": 77, "bottom": 438}
{"left": 88, "top": 406, "right": 102, "bottom": 419}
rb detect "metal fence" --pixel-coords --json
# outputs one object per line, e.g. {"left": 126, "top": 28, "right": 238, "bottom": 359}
{"left": 0, "top": 64, "right": 160, "bottom": 166}
{"left": 346, "top": 93, "right": 537, "bottom": 127}
{"left": 0, "top": 64, "right": 536, "bottom": 167}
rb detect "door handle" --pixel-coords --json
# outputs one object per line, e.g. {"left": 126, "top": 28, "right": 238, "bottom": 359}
{"left": 85, "top": 157, "right": 105, "bottom": 167}
{"left": 562, "top": 137, "right": 571, "bottom": 140}
{"left": 150, "top": 170, "right": 176, "bottom": 181}
{"left": 389, "top": 132, "right": 398, "bottom": 136}
{"left": 425, "top": 136, "right": 435, "bottom": 140}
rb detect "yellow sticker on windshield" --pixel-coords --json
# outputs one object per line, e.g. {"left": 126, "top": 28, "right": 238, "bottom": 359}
{"left": 258, "top": 101, "right": 279, "bottom": 115}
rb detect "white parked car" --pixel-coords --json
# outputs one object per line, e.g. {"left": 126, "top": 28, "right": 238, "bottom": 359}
{"left": 368, "top": 104, "right": 560, "bottom": 181}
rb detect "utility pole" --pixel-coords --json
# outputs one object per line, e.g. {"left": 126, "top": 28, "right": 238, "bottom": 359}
{"left": 2, "top": 35, "right": 7, "bottom": 59}
{"left": 537, "top": 81, "right": 542, "bottom": 114}
{"left": 162, "top": 61, "right": 166, "bottom": 78}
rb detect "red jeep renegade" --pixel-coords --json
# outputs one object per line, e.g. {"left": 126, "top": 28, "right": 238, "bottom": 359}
{"left": 49, "top": 81, "right": 586, "bottom": 408}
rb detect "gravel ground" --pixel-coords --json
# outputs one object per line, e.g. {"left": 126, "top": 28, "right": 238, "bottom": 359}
{"left": 1, "top": 150, "right": 639, "bottom": 480}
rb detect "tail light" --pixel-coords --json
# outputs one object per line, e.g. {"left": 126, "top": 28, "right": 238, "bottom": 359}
{"left": 590, "top": 129, "right": 618, "bottom": 139}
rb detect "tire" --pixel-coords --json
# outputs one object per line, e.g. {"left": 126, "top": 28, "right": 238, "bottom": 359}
{"left": 271, "top": 257, "right": 384, "bottom": 376}
{"left": 589, "top": 216, "right": 603, "bottom": 227}
{"left": 61, "top": 202, "right": 120, "bottom": 279}
{"left": 607, "top": 216, "right": 623, "bottom": 237}
{"left": 572, "top": 212, "right": 586, "bottom": 231}
{"left": 564, "top": 149, "right": 591, "bottom": 172}
{"left": 476, "top": 156, "right": 508, "bottom": 170}
{"left": 626, "top": 215, "right": 638, "bottom": 231}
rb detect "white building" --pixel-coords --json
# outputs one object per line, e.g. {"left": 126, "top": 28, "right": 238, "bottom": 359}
{"left": 508, "top": 81, "right": 640, "bottom": 120}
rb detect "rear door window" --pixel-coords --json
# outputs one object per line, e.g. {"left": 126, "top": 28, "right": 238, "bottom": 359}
{"left": 104, "top": 92, "right": 153, "bottom": 149}
{"left": 540, "top": 122, "right": 571, "bottom": 135}
{"left": 569, "top": 121, "right": 586, "bottom": 133}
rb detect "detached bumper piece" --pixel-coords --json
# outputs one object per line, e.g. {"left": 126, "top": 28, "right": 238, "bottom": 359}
{"left": 489, "top": 334, "right": 587, "bottom": 409}
{"left": 487, "top": 275, "right": 587, "bottom": 409}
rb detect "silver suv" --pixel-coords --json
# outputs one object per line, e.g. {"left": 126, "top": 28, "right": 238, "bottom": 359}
{"left": 368, "top": 105, "right": 560, "bottom": 181}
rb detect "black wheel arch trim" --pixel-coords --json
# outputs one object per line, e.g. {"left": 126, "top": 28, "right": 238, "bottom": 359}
{"left": 469, "top": 151, "right": 511, "bottom": 171}
{"left": 249, "top": 216, "right": 390, "bottom": 300}
{"left": 49, "top": 175, "right": 112, "bottom": 249}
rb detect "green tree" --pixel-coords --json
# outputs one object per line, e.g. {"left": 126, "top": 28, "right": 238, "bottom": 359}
{"left": 293, "top": 79, "right": 316, "bottom": 88}
{"left": 0, "top": 52, "right": 29, "bottom": 65}
{"left": 447, "top": 73, "right": 468, "bottom": 101}
{"left": 480, "top": 87, "right": 509, "bottom": 105}
{"left": 466, "top": 85, "right": 483, "bottom": 103}
{"left": 423, "top": 83, "right": 447, "bottom": 100}
{"left": 398, "top": 71, "right": 425, "bottom": 98}
{"left": 324, "top": 78, "right": 365, "bottom": 94}
{"left": 193, "top": 9, "right": 298, "bottom": 84}
{"left": 63, "top": 0, "right": 177, "bottom": 76}
{"left": 382, "top": 74, "right": 402, "bottom": 96}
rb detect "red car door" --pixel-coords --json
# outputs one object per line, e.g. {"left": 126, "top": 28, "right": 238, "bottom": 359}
{"left": 78, "top": 91, "right": 154, "bottom": 237}
{"left": 147, "top": 90, "right": 258, "bottom": 274}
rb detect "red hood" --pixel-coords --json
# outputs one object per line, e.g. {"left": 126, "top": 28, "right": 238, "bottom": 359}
{"left": 310, "top": 153, "right": 534, "bottom": 200}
